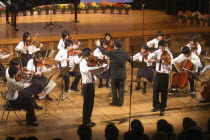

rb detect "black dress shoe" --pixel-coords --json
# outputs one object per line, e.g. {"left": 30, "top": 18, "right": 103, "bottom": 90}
{"left": 98, "top": 84, "right": 103, "bottom": 88}
{"left": 109, "top": 103, "right": 116, "bottom": 106}
{"left": 34, "top": 104, "right": 43, "bottom": 110}
{"left": 86, "top": 122, "right": 96, "bottom": 127}
{"left": 34, "top": 95, "right": 40, "bottom": 100}
{"left": 142, "top": 89, "right": 146, "bottom": 94}
{"left": 135, "top": 86, "right": 141, "bottom": 90}
{"left": 71, "top": 88, "right": 79, "bottom": 92}
{"left": 106, "top": 84, "right": 110, "bottom": 88}
{"left": 46, "top": 95, "right": 53, "bottom": 101}
{"left": 151, "top": 108, "right": 159, "bottom": 112}
{"left": 26, "top": 122, "right": 39, "bottom": 126}
{"left": 159, "top": 111, "right": 165, "bottom": 116}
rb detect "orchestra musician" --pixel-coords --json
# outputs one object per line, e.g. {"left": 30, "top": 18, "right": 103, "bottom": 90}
{"left": 147, "top": 31, "right": 164, "bottom": 49}
{"left": 27, "top": 52, "right": 56, "bottom": 100}
{"left": 0, "top": 50, "right": 13, "bottom": 83}
{"left": 170, "top": 46, "right": 202, "bottom": 97}
{"left": 93, "top": 39, "right": 110, "bottom": 88}
{"left": 6, "top": 66, "right": 42, "bottom": 126}
{"left": 80, "top": 48, "right": 105, "bottom": 127}
{"left": 15, "top": 32, "right": 43, "bottom": 67}
{"left": 97, "top": 39, "right": 132, "bottom": 107}
{"left": 57, "top": 30, "right": 81, "bottom": 50}
{"left": 55, "top": 39, "right": 82, "bottom": 92}
{"left": 133, "top": 44, "right": 154, "bottom": 94}
{"left": 104, "top": 33, "right": 114, "bottom": 48}
{"left": 186, "top": 35, "right": 202, "bottom": 56}
{"left": 148, "top": 40, "right": 173, "bottom": 116}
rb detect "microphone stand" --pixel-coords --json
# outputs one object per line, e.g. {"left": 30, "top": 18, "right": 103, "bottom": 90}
{"left": 128, "top": 46, "right": 134, "bottom": 131}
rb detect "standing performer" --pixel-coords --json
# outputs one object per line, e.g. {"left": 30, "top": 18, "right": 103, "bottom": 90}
{"left": 15, "top": 32, "right": 43, "bottom": 67}
{"left": 57, "top": 30, "right": 81, "bottom": 50}
{"left": 147, "top": 31, "right": 164, "bottom": 49}
{"left": 27, "top": 52, "right": 56, "bottom": 100}
{"left": 133, "top": 44, "right": 154, "bottom": 94}
{"left": 55, "top": 39, "right": 82, "bottom": 92}
{"left": 104, "top": 33, "right": 114, "bottom": 48}
{"left": 148, "top": 40, "right": 173, "bottom": 116}
{"left": 170, "top": 46, "right": 202, "bottom": 97}
{"left": 97, "top": 39, "right": 131, "bottom": 107}
{"left": 6, "top": 66, "right": 42, "bottom": 126}
{"left": 80, "top": 48, "right": 104, "bottom": 127}
{"left": 93, "top": 39, "right": 110, "bottom": 88}
{"left": 0, "top": 51, "right": 13, "bottom": 82}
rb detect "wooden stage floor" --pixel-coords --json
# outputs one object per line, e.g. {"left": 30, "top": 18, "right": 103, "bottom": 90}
{"left": 0, "top": 66, "right": 210, "bottom": 140}
{"left": 0, "top": 10, "right": 210, "bottom": 42}
{"left": 0, "top": 10, "right": 210, "bottom": 140}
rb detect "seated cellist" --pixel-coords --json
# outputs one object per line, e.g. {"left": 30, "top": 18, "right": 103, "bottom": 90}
{"left": 170, "top": 46, "right": 202, "bottom": 97}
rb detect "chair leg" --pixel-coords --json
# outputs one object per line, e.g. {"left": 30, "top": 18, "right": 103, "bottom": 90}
{"left": 13, "top": 110, "right": 22, "bottom": 125}
{"left": 0, "top": 110, "right": 5, "bottom": 125}
{"left": 5, "top": 111, "right": 10, "bottom": 126}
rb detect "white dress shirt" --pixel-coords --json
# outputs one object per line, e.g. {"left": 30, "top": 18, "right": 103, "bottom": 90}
{"left": 55, "top": 49, "right": 82, "bottom": 68}
{"left": 80, "top": 59, "right": 101, "bottom": 84}
{"left": 147, "top": 38, "right": 159, "bottom": 49}
{"left": 186, "top": 42, "right": 202, "bottom": 56}
{"left": 93, "top": 48, "right": 109, "bottom": 59}
{"left": 6, "top": 78, "right": 30, "bottom": 100}
{"left": 133, "top": 52, "right": 152, "bottom": 66}
{"left": 15, "top": 41, "right": 40, "bottom": 54}
{"left": 202, "top": 65, "right": 210, "bottom": 73}
{"left": 148, "top": 49, "right": 173, "bottom": 74}
{"left": 27, "top": 59, "right": 52, "bottom": 73}
{"left": 172, "top": 53, "right": 202, "bottom": 72}
{"left": 57, "top": 39, "right": 79, "bottom": 50}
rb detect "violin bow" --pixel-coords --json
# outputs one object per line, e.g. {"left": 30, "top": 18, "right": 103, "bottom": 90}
{"left": 0, "top": 38, "right": 4, "bottom": 52}
{"left": 71, "top": 30, "right": 76, "bottom": 39}
{"left": 29, "top": 33, "right": 39, "bottom": 46}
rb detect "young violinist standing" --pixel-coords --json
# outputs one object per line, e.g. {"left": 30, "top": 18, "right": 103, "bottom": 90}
{"left": 57, "top": 30, "right": 81, "bottom": 50}
{"left": 15, "top": 32, "right": 43, "bottom": 67}
{"left": 93, "top": 39, "right": 110, "bottom": 88}
{"left": 148, "top": 40, "right": 173, "bottom": 116}
{"left": 97, "top": 40, "right": 132, "bottom": 107}
{"left": 80, "top": 48, "right": 105, "bottom": 127}
{"left": 6, "top": 66, "right": 42, "bottom": 126}
{"left": 170, "top": 46, "right": 202, "bottom": 97}
{"left": 133, "top": 44, "right": 154, "bottom": 94}
{"left": 55, "top": 39, "right": 82, "bottom": 92}
{"left": 27, "top": 52, "right": 57, "bottom": 100}
{"left": 147, "top": 31, "right": 164, "bottom": 49}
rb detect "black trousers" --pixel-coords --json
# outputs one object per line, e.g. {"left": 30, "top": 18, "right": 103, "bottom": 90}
{"left": 82, "top": 83, "right": 95, "bottom": 124}
{"left": 63, "top": 71, "right": 81, "bottom": 90}
{"left": 21, "top": 54, "right": 32, "bottom": 67}
{"left": 111, "top": 78, "right": 125, "bottom": 106}
{"left": 153, "top": 72, "right": 169, "bottom": 111}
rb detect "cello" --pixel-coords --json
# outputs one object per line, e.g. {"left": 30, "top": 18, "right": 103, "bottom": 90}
{"left": 200, "top": 78, "right": 210, "bottom": 100}
{"left": 172, "top": 58, "right": 194, "bottom": 89}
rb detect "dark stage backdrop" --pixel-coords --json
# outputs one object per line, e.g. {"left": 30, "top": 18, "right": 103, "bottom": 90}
{"left": 132, "top": 0, "right": 210, "bottom": 14}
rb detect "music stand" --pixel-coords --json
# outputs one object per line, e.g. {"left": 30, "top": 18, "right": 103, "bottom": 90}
{"left": 37, "top": 73, "right": 59, "bottom": 119}
{"left": 43, "top": 3, "right": 62, "bottom": 30}
{"left": 132, "top": 61, "right": 148, "bottom": 69}
{"left": 56, "top": 67, "right": 73, "bottom": 105}
{"left": 183, "top": 68, "right": 201, "bottom": 106}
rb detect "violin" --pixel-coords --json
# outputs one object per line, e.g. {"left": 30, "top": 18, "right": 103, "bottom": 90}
{"left": 68, "top": 49, "right": 82, "bottom": 56}
{"left": 160, "top": 51, "right": 171, "bottom": 66}
{"left": 36, "top": 61, "right": 54, "bottom": 68}
{"left": 88, "top": 57, "right": 106, "bottom": 67}
{"left": 105, "top": 46, "right": 112, "bottom": 51}
{"left": 15, "top": 67, "right": 31, "bottom": 81}
{"left": 109, "top": 40, "right": 114, "bottom": 47}
{"left": 142, "top": 50, "right": 150, "bottom": 60}
{"left": 26, "top": 39, "right": 43, "bottom": 47}
{"left": 0, "top": 48, "right": 11, "bottom": 55}
{"left": 190, "top": 43, "right": 198, "bottom": 52}
{"left": 69, "top": 37, "right": 81, "bottom": 46}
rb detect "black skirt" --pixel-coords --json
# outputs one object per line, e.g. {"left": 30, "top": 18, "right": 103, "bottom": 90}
{"left": 136, "top": 66, "right": 154, "bottom": 83}
{"left": 98, "top": 70, "right": 109, "bottom": 79}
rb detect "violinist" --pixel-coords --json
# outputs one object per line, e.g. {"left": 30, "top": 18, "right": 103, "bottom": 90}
{"left": 6, "top": 66, "right": 43, "bottom": 126}
{"left": 57, "top": 30, "right": 81, "bottom": 50}
{"left": 147, "top": 31, "right": 164, "bottom": 49}
{"left": 5, "top": 58, "right": 21, "bottom": 81}
{"left": 104, "top": 33, "right": 114, "bottom": 48}
{"left": 186, "top": 35, "right": 202, "bottom": 56}
{"left": 93, "top": 39, "right": 110, "bottom": 88}
{"left": 27, "top": 52, "right": 57, "bottom": 100}
{"left": 170, "top": 46, "right": 202, "bottom": 97}
{"left": 15, "top": 32, "right": 43, "bottom": 67}
{"left": 0, "top": 49, "right": 13, "bottom": 83}
{"left": 133, "top": 44, "right": 154, "bottom": 94}
{"left": 147, "top": 40, "right": 173, "bottom": 116}
{"left": 97, "top": 39, "right": 132, "bottom": 107}
{"left": 55, "top": 39, "right": 82, "bottom": 92}
{"left": 80, "top": 48, "right": 105, "bottom": 127}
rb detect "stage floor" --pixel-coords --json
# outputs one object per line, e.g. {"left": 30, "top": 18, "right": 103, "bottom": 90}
{"left": 0, "top": 66, "right": 210, "bottom": 140}
{"left": 0, "top": 10, "right": 210, "bottom": 42}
